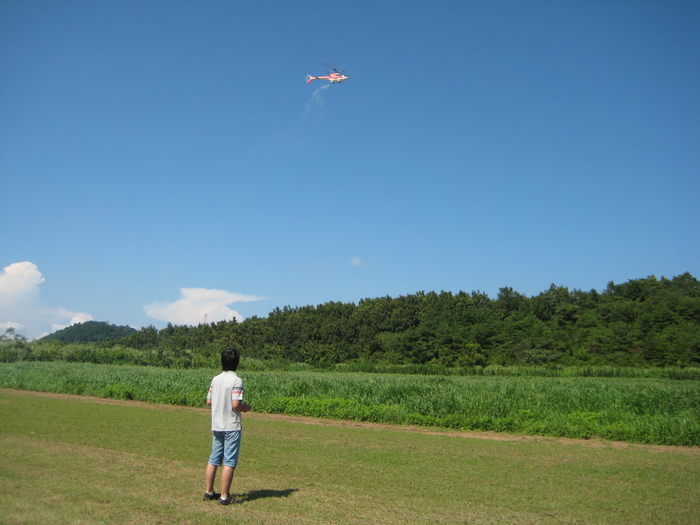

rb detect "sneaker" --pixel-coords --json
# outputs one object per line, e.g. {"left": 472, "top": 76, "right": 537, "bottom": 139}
{"left": 218, "top": 495, "right": 239, "bottom": 505}
{"left": 203, "top": 492, "right": 221, "bottom": 501}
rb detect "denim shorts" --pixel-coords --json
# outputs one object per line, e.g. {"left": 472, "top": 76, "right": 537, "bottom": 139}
{"left": 208, "top": 430, "right": 241, "bottom": 468}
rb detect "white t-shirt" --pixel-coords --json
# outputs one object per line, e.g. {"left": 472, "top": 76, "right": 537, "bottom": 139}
{"left": 207, "top": 371, "right": 244, "bottom": 431}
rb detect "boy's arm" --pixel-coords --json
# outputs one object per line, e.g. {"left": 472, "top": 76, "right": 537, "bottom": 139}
{"left": 232, "top": 399, "right": 251, "bottom": 412}
{"left": 206, "top": 383, "right": 213, "bottom": 407}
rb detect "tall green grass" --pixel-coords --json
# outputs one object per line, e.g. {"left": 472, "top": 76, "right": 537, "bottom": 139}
{"left": 4, "top": 342, "right": 700, "bottom": 379}
{"left": 333, "top": 362, "right": 700, "bottom": 379}
{"left": 1, "top": 361, "right": 698, "bottom": 446}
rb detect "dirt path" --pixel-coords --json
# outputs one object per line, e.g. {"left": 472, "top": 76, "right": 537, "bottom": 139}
{"left": 4, "top": 388, "right": 699, "bottom": 455}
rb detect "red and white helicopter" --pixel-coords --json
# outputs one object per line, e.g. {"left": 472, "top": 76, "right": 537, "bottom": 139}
{"left": 306, "top": 67, "right": 349, "bottom": 84}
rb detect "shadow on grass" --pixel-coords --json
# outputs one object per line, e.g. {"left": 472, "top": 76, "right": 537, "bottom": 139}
{"left": 238, "top": 488, "right": 299, "bottom": 503}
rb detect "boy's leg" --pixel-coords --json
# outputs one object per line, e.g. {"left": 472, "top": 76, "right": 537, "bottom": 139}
{"left": 205, "top": 432, "right": 225, "bottom": 496}
{"left": 220, "top": 430, "right": 241, "bottom": 500}
{"left": 205, "top": 463, "right": 218, "bottom": 494}
{"left": 220, "top": 466, "right": 235, "bottom": 499}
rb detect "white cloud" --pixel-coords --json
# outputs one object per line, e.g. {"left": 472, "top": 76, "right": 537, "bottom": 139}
{"left": 350, "top": 256, "right": 363, "bottom": 268}
{"left": 144, "top": 287, "right": 263, "bottom": 325}
{"left": 0, "top": 262, "right": 93, "bottom": 340}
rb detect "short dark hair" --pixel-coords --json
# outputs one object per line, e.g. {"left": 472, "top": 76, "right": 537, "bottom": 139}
{"left": 221, "top": 347, "right": 240, "bottom": 371}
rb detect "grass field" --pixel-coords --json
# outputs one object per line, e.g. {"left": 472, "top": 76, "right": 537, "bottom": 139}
{"left": 1, "top": 388, "right": 699, "bottom": 524}
{"left": 1, "top": 362, "right": 699, "bottom": 446}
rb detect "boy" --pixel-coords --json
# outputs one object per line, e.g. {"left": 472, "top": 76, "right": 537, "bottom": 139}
{"left": 203, "top": 347, "right": 251, "bottom": 505}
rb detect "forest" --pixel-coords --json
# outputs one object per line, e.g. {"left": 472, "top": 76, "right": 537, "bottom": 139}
{"left": 41, "top": 321, "right": 136, "bottom": 343}
{"left": 6, "top": 273, "right": 696, "bottom": 369}
{"left": 1, "top": 273, "right": 700, "bottom": 368}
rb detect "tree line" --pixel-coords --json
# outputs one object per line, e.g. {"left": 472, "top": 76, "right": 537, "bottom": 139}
{"left": 41, "top": 321, "right": 136, "bottom": 343}
{"left": 104, "top": 273, "right": 699, "bottom": 367}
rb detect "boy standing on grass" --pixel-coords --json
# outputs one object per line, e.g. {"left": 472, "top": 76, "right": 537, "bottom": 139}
{"left": 203, "top": 347, "right": 251, "bottom": 505}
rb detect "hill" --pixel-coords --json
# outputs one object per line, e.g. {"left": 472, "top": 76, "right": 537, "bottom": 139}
{"left": 42, "top": 321, "right": 136, "bottom": 343}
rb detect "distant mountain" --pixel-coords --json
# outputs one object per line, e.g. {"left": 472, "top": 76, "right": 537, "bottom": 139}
{"left": 41, "top": 321, "right": 137, "bottom": 343}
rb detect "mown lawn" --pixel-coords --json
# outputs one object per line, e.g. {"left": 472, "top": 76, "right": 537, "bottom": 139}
{"left": 1, "top": 388, "right": 699, "bottom": 524}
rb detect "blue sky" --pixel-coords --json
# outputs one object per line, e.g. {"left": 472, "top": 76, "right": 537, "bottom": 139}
{"left": 2, "top": 1, "right": 699, "bottom": 339}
